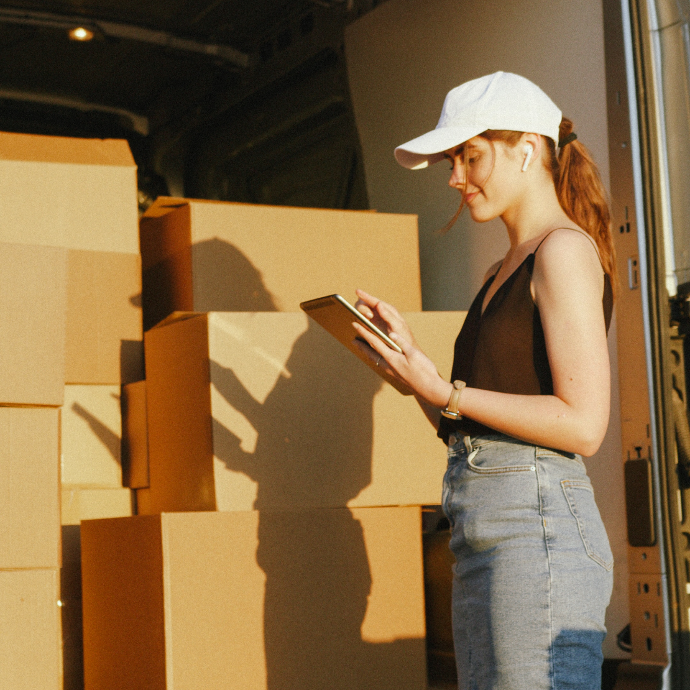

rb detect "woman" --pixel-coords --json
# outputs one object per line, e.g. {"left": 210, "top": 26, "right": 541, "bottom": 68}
{"left": 353, "top": 72, "right": 614, "bottom": 690}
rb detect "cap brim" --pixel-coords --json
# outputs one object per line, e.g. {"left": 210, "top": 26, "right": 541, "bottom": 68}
{"left": 394, "top": 126, "right": 483, "bottom": 169}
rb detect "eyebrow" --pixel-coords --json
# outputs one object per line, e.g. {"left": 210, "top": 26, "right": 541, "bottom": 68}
{"left": 444, "top": 143, "right": 478, "bottom": 159}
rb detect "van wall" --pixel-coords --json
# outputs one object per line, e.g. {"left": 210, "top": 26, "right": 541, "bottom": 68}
{"left": 344, "top": 0, "right": 629, "bottom": 660}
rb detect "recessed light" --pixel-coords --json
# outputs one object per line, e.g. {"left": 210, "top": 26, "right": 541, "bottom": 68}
{"left": 68, "top": 27, "right": 94, "bottom": 42}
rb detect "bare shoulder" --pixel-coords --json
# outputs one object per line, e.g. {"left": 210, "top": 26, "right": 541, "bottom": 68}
{"left": 483, "top": 259, "right": 503, "bottom": 284}
{"left": 534, "top": 227, "right": 603, "bottom": 279}
{"left": 532, "top": 228, "right": 604, "bottom": 303}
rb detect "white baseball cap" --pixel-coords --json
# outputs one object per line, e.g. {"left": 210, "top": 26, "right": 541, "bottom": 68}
{"left": 394, "top": 71, "right": 562, "bottom": 170}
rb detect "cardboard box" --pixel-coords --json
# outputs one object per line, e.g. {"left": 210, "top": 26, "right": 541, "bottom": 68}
{"left": 139, "top": 197, "right": 422, "bottom": 329}
{"left": 66, "top": 250, "right": 144, "bottom": 384}
{"left": 0, "top": 242, "right": 67, "bottom": 405}
{"left": 81, "top": 507, "right": 426, "bottom": 690}
{"left": 61, "top": 488, "right": 134, "bottom": 525}
{"left": 0, "top": 569, "right": 61, "bottom": 690}
{"left": 143, "top": 311, "right": 463, "bottom": 513}
{"left": 121, "top": 380, "right": 149, "bottom": 488}
{"left": 0, "top": 407, "right": 60, "bottom": 569}
{"left": 0, "top": 131, "right": 138, "bottom": 253}
{"left": 61, "top": 385, "right": 122, "bottom": 488}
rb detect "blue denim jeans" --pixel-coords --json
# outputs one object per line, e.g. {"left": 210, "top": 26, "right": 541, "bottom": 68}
{"left": 442, "top": 433, "right": 613, "bottom": 690}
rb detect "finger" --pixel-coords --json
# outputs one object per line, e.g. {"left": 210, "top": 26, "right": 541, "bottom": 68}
{"left": 389, "top": 330, "right": 413, "bottom": 354}
{"left": 355, "top": 289, "right": 379, "bottom": 308}
{"left": 354, "top": 300, "right": 375, "bottom": 319}
{"left": 377, "top": 299, "right": 402, "bottom": 321}
{"left": 352, "top": 327, "right": 401, "bottom": 378}
{"left": 352, "top": 322, "right": 391, "bottom": 360}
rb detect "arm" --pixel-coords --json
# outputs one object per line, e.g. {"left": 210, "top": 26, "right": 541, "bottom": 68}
{"left": 354, "top": 231, "right": 610, "bottom": 455}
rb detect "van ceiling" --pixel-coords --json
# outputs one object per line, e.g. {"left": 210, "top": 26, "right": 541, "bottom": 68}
{"left": 0, "top": 0, "right": 383, "bottom": 208}
{"left": 0, "top": 0, "right": 380, "bottom": 134}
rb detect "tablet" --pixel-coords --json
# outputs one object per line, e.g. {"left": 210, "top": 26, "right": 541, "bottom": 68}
{"left": 300, "top": 294, "right": 412, "bottom": 394}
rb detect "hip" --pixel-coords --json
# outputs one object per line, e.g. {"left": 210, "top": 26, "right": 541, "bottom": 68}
{"left": 442, "top": 433, "right": 613, "bottom": 572}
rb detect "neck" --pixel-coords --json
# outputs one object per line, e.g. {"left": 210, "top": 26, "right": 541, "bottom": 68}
{"left": 500, "top": 180, "right": 573, "bottom": 250}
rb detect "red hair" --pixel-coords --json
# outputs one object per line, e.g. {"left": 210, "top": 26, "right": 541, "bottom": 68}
{"left": 546, "top": 117, "right": 617, "bottom": 299}
{"left": 444, "top": 121, "right": 617, "bottom": 299}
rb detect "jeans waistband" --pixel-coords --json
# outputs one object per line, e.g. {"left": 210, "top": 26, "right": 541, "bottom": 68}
{"left": 448, "top": 432, "right": 473, "bottom": 453}
{"left": 448, "top": 431, "right": 578, "bottom": 462}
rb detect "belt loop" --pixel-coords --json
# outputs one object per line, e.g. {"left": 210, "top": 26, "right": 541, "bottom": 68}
{"left": 463, "top": 435, "right": 473, "bottom": 453}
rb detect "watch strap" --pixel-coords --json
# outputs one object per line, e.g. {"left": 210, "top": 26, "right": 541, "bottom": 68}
{"left": 441, "top": 380, "right": 466, "bottom": 419}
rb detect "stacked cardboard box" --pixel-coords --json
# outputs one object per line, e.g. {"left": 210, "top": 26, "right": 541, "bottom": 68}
{"left": 0, "top": 131, "right": 141, "bottom": 690}
{"left": 0, "top": 240, "right": 65, "bottom": 690}
{"left": 83, "top": 198, "right": 467, "bottom": 690}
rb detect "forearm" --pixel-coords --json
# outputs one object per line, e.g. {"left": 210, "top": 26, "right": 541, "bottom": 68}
{"left": 456, "top": 386, "right": 608, "bottom": 456}
{"left": 414, "top": 393, "right": 442, "bottom": 431}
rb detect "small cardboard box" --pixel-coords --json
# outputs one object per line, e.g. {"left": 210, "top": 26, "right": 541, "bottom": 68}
{"left": 65, "top": 250, "right": 144, "bottom": 384}
{"left": 61, "top": 488, "right": 134, "bottom": 525}
{"left": 0, "top": 407, "right": 60, "bottom": 569}
{"left": 0, "top": 569, "right": 61, "bottom": 690}
{"left": 81, "top": 507, "right": 427, "bottom": 690}
{"left": 139, "top": 197, "right": 421, "bottom": 329}
{"left": 0, "top": 131, "right": 138, "bottom": 253}
{"left": 142, "top": 311, "right": 463, "bottom": 513}
{"left": 121, "top": 380, "right": 149, "bottom": 488}
{"left": 0, "top": 242, "right": 67, "bottom": 405}
{"left": 61, "top": 385, "right": 122, "bottom": 488}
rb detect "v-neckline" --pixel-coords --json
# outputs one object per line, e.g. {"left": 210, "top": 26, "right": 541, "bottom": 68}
{"left": 480, "top": 253, "right": 533, "bottom": 318}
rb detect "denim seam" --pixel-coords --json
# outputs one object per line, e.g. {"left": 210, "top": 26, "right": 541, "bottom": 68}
{"left": 536, "top": 454, "right": 556, "bottom": 689}
{"left": 561, "top": 480, "right": 614, "bottom": 572}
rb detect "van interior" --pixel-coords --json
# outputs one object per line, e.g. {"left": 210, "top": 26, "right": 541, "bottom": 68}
{"left": 1, "top": 1, "right": 689, "bottom": 689}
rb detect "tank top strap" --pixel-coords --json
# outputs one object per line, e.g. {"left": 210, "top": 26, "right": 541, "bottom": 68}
{"left": 533, "top": 227, "right": 602, "bottom": 262}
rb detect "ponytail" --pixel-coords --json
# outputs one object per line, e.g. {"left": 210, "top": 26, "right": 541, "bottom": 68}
{"left": 440, "top": 121, "right": 618, "bottom": 300}
{"left": 548, "top": 118, "right": 617, "bottom": 299}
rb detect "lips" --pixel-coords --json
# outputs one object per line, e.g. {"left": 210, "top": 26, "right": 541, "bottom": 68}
{"left": 464, "top": 191, "right": 478, "bottom": 203}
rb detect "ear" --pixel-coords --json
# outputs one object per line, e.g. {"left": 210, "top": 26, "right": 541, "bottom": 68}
{"left": 519, "top": 133, "right": 541, "bottom": 172}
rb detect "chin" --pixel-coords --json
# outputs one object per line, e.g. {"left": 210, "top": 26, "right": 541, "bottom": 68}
{"left": 469, "top": 208, "right": 496, "bottom": 223}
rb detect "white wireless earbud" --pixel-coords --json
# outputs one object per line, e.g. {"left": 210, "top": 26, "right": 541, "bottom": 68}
{"left": 521, "top": 144, "right": 534, "bottom": 172}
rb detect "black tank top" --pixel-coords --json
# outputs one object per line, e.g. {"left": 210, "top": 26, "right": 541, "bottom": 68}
{"left": 437, "top": 240, "right": 613, "bottom": 445}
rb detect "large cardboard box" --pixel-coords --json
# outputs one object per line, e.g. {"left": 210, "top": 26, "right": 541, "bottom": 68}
{"left": 0, "top": 569, "right": 61, "bottom": 690}
{"left": 142, "top": 311, "right": 464, "bottom": 513}
{"left": 61, "top": 488, "right": 134, "bottom": 525}
{"left": 61, "top": 385, "right": 123, "bottom": 488}
{"left": 0, "top": 131, "right": 138, "bottom": 253}
{"left": 0, "top": 407, "right": 60, "bottom": 569}
{"left": 81, "top": 507, "right": 426, "bottom": 690}
{"left": 0, "top": 242, "right": 67, "bottom": 405}
{"left": 121, "top": 380, "right": 149, "bottom": 488}
{"left": 139, "top": 197, "right": 422, "bottom": 329}
{"left": 66, "top": 250, "right": 144, "bottom": 384}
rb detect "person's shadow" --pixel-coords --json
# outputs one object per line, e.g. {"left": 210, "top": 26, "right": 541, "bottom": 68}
{"left": 192, "top": 239, "right": 424, "bottom": 688}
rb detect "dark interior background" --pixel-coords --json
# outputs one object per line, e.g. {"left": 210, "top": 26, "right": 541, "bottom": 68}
{"left": 0, "top": 0, "right": 385, "bottom": 211}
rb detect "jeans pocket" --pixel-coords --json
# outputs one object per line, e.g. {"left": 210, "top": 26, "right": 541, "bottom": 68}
{"left": 562, "top": 480, "right": 614, "bottom": 571}
{"left": 466, "top": 445, "right": 535, "bottom": 474}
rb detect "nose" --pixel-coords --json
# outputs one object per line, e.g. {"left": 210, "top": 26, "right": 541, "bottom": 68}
{"left": 448, "top": 160, "right": 465, "bottom": 189}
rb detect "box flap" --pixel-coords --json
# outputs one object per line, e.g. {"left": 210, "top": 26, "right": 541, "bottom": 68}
{"left": 140, "top": 196, "right": 189, "bottom": 219}
{"left": 0, "top": 131, "right": 135, "bottom": 166}
{"left": 149, "top": 311, "right": 205, "bottom": 330}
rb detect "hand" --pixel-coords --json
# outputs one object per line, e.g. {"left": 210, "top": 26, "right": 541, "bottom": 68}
{"left": 354, "top": 289, "right": 419, "bottom": 348}
{"left": 351, "top": 309, "right": 452, "bottom": 409}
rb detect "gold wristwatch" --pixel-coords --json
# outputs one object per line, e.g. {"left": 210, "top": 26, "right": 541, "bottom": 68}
{"left": 441, "top": 380, "right": 466, "bottom": 419}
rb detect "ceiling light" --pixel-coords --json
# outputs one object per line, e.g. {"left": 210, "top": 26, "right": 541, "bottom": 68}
{"left": 68, "top": 26, "right": 94, "bottom": 42}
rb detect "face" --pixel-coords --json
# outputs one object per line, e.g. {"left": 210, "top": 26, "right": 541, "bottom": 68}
{"left": 443, "top": 136, "right": 524, "bottom": 222}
